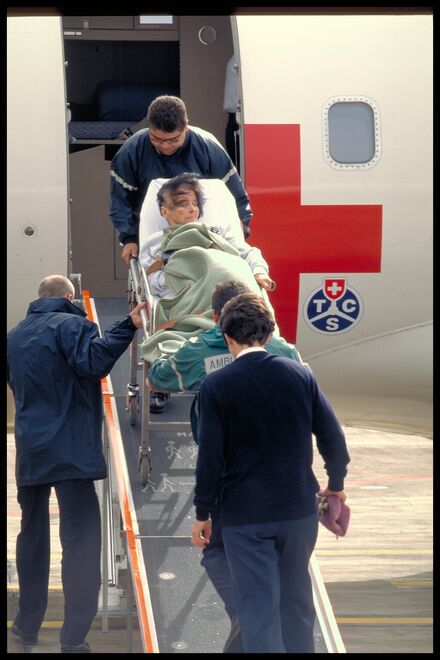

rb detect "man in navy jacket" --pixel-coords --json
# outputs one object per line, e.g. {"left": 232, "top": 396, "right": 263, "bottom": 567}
{"left": 192, "top": 293, "right": 350, "bottom": 653}
{"left": 7, "top": 274, "right": 145, "bottom": 653}
{"left": 109, "top": 95, "right": 252, "bottom": 266}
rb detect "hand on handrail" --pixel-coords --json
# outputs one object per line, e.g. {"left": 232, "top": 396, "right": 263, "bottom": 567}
{"left": 129, "top": 302, "right": 149, "bottom": 329}
{"left": 122, "top": 242, "right": 138, "bottom": 265}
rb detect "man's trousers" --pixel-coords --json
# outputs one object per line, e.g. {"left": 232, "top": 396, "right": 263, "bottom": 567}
{"left": 201, "top": 509, "right": 244, "bottom": 653}
{"left": 14, "top": 479, "right": 102, "bottom": 646}
{"left": 222, "top": 513, "right": 319, "bottom": 653}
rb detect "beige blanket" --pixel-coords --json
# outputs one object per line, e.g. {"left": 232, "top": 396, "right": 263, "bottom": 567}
{"left": 140, "top": 222, "right": 262, "bottom": 363}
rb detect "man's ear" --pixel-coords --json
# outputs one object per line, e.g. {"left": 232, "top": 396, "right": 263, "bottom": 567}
{"left": 223, "top": 333, "right": 233, "bottom": 350}
{"left": 263, "top": 332, "right": 273, "bottom": 345}
{"left": 223, "top": 333, "right": 242, "bottom": 358}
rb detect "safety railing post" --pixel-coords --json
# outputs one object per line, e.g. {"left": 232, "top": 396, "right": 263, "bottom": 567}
{"left": 101, "top": 419, "right": 109, "bottom": 632}
{"left": 309, "top": 552, "right": 346, "bottom": 653}
{"left": 126, "top": 554, "right": 133, "bottom": 653}
{"left": 83, "top": 289, "right": 159, "bottom": 652}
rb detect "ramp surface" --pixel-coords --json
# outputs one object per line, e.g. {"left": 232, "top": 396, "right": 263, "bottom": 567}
{"left": 95, "top": 297, "right": 327, "bottom": 653}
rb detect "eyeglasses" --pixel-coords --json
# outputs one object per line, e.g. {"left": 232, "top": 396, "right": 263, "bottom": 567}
{"left": 149, "top": 128, "right": 185, "bottom": 145}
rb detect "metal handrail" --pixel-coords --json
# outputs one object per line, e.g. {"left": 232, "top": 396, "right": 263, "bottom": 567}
{"left": 129, "top": 257, "right": 152, "bottom": 338}
{"left": 83, "top": 289, "right": 159, "bottom": 652}
{"left": 309, "top": 552, "right": 346, "bottom": 653}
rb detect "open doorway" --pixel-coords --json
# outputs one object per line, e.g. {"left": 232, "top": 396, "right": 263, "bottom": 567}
{"left": 64, "top": 14, "right": 236, "bottom": 296}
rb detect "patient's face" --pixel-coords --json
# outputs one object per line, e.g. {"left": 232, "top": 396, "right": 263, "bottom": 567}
{"left": 161, "top": 189, "right": 200, "bottom": 226}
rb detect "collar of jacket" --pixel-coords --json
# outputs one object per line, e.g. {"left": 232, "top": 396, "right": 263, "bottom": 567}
{"left": 26, "top": 297, "right": 87, "bottom": 317}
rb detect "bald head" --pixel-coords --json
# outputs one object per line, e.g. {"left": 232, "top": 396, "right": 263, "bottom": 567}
{"left": 38, "top": 275, "right": 75, "bottom": 300}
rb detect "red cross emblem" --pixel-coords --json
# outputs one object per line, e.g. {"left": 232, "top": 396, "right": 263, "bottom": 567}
{"left": 324, "top": 278, "right": 347, "bottom": 301}
{"left": 244, "top": 124, "right": 382, "bottom": 342}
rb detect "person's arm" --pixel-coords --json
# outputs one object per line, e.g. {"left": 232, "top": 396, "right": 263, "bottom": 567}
{"left": 219, "top": 223, "right": 275, "bottom": 291}
{"left": 265, "top": 335, "right": 302, "bottom": 362}
{"left": 109, "top": 138, "right": 141, "bottom": 254}
{"left": 129, "top": 302, "right": 148, "bottom": 330}
{"left": 226, "top": 174, "right": 252, "bottom": 238}
{"left": 139, "top": 231, "right": 170, "bottom": 296}
{"left": 192, "top": 518, "right": 212, "bottom": 548}
{"left": 311, "top": 376, "right": 350, "bottom": 494}
{"left": 193, "top": 380, "right": 225, "bottom": 525}
{"left": 319, "top": 487, "right": 347, "bottom": 502}
{"left": 58, "top": 303, "right": 146, "bottom": 378}
{"left": 121, "top": 242, "right": 139, "bottom": 265}
{"left": 206, "top": 139, "right": 252, "bottom": 237}
{"left": 147, "top": 356, "right": 182, "bottom": 393}
{"left": 147, "top": 336, "right": 207, "bottom": 393}
{"left": 142, "top": 269, "right": 169, "bottom": 297}
{"left": 254, "top": 273, "right": 276, "bottom": 292}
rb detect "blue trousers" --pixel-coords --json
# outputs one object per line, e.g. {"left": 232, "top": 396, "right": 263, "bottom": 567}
{"left": 201, "top": 513, "right": 244, "bottom": 653}
{"left": 14, "top": 479, "right": 102, "bottom": 646}
{"left": 193, "top": 420, "right": 244, "bottom": 653}
{"left": 222, "top": 513, "right": 319, "bottom": 653}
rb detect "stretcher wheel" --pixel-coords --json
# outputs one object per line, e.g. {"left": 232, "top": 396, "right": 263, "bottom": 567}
{"left": 139, "top": 451, "right": 151, "bottom": 486}
{"left": 127, "top": 396, "right": 138, "bottom": 426}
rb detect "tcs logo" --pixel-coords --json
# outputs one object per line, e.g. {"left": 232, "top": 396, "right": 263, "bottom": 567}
{"left": 303, "top": 278, "right": 363, "bottom": 334}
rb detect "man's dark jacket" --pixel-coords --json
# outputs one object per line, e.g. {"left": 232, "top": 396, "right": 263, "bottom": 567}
{"left": 7, "top": 297, "right": 137, "bottom": 487}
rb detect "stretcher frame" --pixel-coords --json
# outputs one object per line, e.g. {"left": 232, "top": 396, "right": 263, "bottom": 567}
{"left": 125, "top": 177, "right": 253, "bottom": 485}
{"left": 127, "top": 256, "right": 192, "bottom": 485}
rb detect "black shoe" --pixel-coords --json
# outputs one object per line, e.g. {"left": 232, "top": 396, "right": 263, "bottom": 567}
{"left": 149, "top": 391, "right": 170, "bottom": 414}
{"left": 61, "top": 641, "right": 91, "bottom": 653}
{"left": 11, "top": 623, "right": 38, "bottom": 646}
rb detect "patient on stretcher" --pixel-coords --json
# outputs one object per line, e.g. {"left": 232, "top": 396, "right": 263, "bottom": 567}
{"left": 138, "top": 173, "right": 275, "bottom": 298}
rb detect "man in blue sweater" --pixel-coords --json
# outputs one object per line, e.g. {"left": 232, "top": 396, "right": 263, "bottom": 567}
{"left": 192, "top": 293, "right": 350, "bottom": 653}
{"left": 147, "top": 280, "right": 301, "bottom": 652}
{"left": 7, "top": 275, "right": 146, "bottom": 653}
{"left": 109, "top": 95, "right": 252, "bottom": 266}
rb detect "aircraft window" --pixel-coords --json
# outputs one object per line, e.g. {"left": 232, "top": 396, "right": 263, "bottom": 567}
{"left": 323, "top": 96, "right": 381, "bottom": 170}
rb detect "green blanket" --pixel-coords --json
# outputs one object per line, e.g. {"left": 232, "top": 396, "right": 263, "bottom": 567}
{"left": 140, "top": 222, "right": 262, "bottom": 362}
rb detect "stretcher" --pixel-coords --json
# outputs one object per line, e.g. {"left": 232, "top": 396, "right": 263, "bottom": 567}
{"left": 126, "top": 177, "right": 267, "bottom": 485}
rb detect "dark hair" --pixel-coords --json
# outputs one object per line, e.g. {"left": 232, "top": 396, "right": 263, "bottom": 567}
{"left": 157, "top": 172, "right": 205, "bottom": 217}
{"left": 211, "top": 281, "right": 251, "bottom": 316}
{"left": 220, "top": 293, "right": 275, "bottom": 345}
{"left": 147, "top": 95, "right": 188, "bottom": 132}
